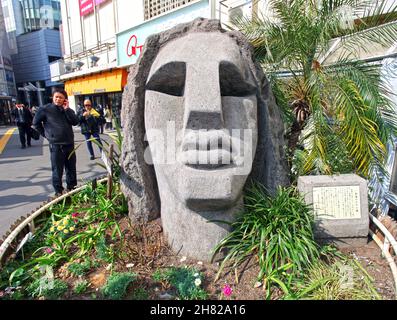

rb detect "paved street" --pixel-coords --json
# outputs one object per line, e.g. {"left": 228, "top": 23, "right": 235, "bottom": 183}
{"left": 0, "top": 126, "right": 107, "bottom": 238}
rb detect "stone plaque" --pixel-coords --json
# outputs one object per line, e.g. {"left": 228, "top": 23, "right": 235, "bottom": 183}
{"left": 297, "top": 174, "right": 369, "bottom": 248}
{"left": 312, "top": 186, "right": 361, "bottom": 220}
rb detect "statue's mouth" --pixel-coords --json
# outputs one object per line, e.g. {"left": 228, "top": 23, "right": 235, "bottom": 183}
{"left": 179, "top": 149, "right": 235, "bottom": 169}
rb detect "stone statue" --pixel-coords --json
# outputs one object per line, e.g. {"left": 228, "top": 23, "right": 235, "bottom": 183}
{"left": 121, "top": 18, "right": 289, "bottom": 261}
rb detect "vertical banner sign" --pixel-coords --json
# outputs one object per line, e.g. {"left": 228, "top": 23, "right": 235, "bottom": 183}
{"left": 80, "top": 0, "right": 108, "bottom": 17}
{"left": 79, "top": 0, "right": 94, "bottom": 16}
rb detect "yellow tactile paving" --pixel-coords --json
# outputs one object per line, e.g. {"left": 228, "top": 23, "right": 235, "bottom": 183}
{"left": 0, "top": 128, "right": 16, "bottom": 154}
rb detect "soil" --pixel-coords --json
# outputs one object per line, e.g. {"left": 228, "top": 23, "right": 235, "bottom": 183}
{"left": 58, "top": 217, "right": 396, "bottom": 300}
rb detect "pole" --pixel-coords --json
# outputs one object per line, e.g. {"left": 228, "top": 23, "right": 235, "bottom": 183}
{"left": 107, "top": 144, "right": 113, "bottom": 199}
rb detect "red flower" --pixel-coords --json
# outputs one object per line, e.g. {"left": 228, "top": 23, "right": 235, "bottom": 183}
{"left": 72, "top": 212, "right": 79, "bottom": 218}
{"left": 223, "top": 284, "right": 233, "bottom": 297}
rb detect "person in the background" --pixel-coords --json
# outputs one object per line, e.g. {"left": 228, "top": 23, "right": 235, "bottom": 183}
{"left": 78, "top": 99, "right": 103, "bottom": 160}
{"left": 104, "top": 105, "right": 113, "bottom": 131}
{"left": 33, "top": 89, "right": 79, "bottom": 196}
{"left": 11, "top": 102, "right": 33, "bottom": 149}
{"left": 31, "top": 105, "right": 38, "bottom": 117}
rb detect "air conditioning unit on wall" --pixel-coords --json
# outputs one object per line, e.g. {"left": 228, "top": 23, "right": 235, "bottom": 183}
{"left": 228, "top": 1, "right": 252, "bottom": 23}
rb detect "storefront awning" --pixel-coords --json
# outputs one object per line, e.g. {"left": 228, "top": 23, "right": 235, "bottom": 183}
{"left": 65, "top": 68, "right": 128, "bottom": 96}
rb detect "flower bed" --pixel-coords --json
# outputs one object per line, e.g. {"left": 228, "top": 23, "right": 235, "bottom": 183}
{"left": 0, "top": 178, "right": 390, "bottom": 300}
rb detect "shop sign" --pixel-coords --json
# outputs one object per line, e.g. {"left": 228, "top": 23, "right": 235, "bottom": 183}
{"left": 116, "top": 0, "right": 210, "bottom": 67}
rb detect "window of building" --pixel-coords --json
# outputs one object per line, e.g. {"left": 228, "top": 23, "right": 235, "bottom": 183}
{"left": 48, "top": 55, "right": 60, "bottom": 63}
{"left": 144, "top": 0, "right": 196, "bottom": 20}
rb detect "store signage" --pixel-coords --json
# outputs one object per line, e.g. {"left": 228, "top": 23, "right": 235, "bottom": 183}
{"left": 79, "top": 0, "right": 109, "bottom": 17}
{"left": 116, "top": 0, "right": 210, "bottom": 67}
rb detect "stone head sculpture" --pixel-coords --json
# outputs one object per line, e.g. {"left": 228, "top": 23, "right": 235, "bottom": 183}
{"left": 121, "top": 18, "right": 289, "bottom": 261}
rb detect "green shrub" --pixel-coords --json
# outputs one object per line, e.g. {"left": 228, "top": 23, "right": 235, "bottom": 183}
{"left": 101, "top": 272, "right": 136, "bottom": 300}
{"left": 73, "top": 280, "right": 89, "bottom": 295}
{"left": 131, "top": 288, "right": 149, "bottom": 300}
{"left": 27, "top": 278, "right": 68, "bottom": 300}
{"left": 287, "top": 258, "right": 381, "bottom": 300}
{"left": 155, "top": 267, "right": 207, "bottom": 300}
{"left": 96, "top": 236, "right": 115, "bottom": 263}
{"left": 68, "top": 259, "right": 92, "bottom": 276}
{"left": 213, "top": 184, "right": 320, "bottom": 295}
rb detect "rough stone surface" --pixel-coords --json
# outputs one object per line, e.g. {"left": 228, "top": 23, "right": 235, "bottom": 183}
{"left": 297, "top": 174, "right": 370, "bottom": 248}
{"left": 121, "top": 18, "right": 289, "bottom": 260}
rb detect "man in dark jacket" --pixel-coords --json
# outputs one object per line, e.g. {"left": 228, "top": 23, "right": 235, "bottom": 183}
{"left": 11, "top": 102, "right": 33, "bottom": 149}
{"left": 33, "top": 89, "right": 79, "bottom": 196}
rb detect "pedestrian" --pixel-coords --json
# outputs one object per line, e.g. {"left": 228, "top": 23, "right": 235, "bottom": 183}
{"left": 104, "top": 105, "right": 112, "bottom": 131}
{"left": 33, "top": 88, "right": 79, "bottom": 196}
{"left": 11, "top": 102, "right": 33, "bottom": 149}
{"left": 78, "top": 99, "right": 103, "bottom": 161}
{"left": 95, "top": 103, "right": 105, "bottom": 134}
{"left": 31, "top": 105, "right": 38, "bottom": 117}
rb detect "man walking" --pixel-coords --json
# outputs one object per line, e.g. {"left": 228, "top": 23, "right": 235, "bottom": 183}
{"left": 33, "top": 89, "right": 79, "bottom": 196}
{"left": 11, "top": 102, "right": 33, "bottom": 149}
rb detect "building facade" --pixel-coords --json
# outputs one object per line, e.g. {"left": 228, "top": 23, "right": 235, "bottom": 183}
{"left": 1, "top": 0, "right": 63, "bottom": 108}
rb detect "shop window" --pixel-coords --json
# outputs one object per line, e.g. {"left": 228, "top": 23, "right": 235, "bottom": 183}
{"left": 144, "top": 0, "right": 195, "bottom": 20}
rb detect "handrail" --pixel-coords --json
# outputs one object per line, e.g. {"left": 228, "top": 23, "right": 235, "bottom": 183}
{"left": 368, "top": 213, "right": 397, "bottom": 256}
{"left": 369, "top": 230, "right": 397, "bottom": 299}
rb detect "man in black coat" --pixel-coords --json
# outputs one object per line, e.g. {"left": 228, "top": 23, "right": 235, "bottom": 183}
{"left": 11, "top": 102, "right": 33, "bottom": 149}
{"left": 33, "top": 89, "right": 79, "bottom": 196}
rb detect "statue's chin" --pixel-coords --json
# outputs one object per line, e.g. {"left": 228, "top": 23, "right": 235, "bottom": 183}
{"left": 160, "top": 164, "right": 248, "bottom": 212}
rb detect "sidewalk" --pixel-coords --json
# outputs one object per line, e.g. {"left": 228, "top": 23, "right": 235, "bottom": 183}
{"left": 0, "top": 129, "right": 108, "bottom": 238}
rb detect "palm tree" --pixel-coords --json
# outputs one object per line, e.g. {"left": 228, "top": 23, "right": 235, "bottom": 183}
{"left": 232, "top": 0, "right": 397, "bottom": 182}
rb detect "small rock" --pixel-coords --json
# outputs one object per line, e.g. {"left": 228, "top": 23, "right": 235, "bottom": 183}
{"left": 105, "top": 264, "right": 112, "bottom": 271}
{"left": 197, "top": 261, "right": 203, "bottom": 265}
{"left": 159, "top": 293, "right": 174, "bottom": 300}
{"left": 154, "top": 287, "right": 160, "bottom": 292}
{"left": 180, "top": 256, "right": 187, "bottom": 263}
{"left": 126, "top": 263, "right": 135, "bottom": 268}
{"left": 254, "top": 281, "right": 262, "bottom": 288}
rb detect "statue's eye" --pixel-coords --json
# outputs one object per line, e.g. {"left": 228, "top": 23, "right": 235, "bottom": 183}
{"left": 219, "top": 61, "right": 256, "bottom": 97}
{"left": 146, "top": 62, "right": 186, "bottom": 96}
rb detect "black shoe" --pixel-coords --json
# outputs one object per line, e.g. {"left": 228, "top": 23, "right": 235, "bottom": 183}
{"left": 90, "top": 156, "right": 95, "bottom": 160}
{"left": 21, "top": 145, "right": 26, "bottom": 149}
{"left": 67, "top": 186, "right": 76, "bottom": 192}
{"left": 27, "top": 144, "right": 31, "bottom": 147}
{"left": 55, "top": 192, "right": 63, "bottom": 197}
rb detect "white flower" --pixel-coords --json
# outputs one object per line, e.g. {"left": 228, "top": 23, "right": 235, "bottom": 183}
{"left": 194, "top": 278, "right": 202, "bottom": 287}
{"left": 194, "top": 273, "right": 199, "bottom": 277}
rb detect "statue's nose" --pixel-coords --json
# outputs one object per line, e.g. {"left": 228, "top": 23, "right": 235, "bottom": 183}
{"left": 184, "top": 63, "right": 224, "bottom": 131}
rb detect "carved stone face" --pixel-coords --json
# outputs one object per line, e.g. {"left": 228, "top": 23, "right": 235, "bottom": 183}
{"left": 145, "top": 32, "right": 258, "bottom": 211}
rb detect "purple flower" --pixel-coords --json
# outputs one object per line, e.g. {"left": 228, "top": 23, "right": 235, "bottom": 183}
{"left": 223, "top": 284, "right": 233, "bottom": 297}
{"left": 72, "top": 212, "right": 79, "bottom": 218}
{"left": 44, "top": 248, "right": 53, "bottom": 254}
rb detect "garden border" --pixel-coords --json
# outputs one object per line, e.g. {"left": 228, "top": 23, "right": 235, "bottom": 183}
{"left": 0, "top": 177, "right": 108, "bottom": 267}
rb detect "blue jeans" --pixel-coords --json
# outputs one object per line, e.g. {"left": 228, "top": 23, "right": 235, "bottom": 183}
{"left": 84, "top": 132, "right": 102, "bottom": 157}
